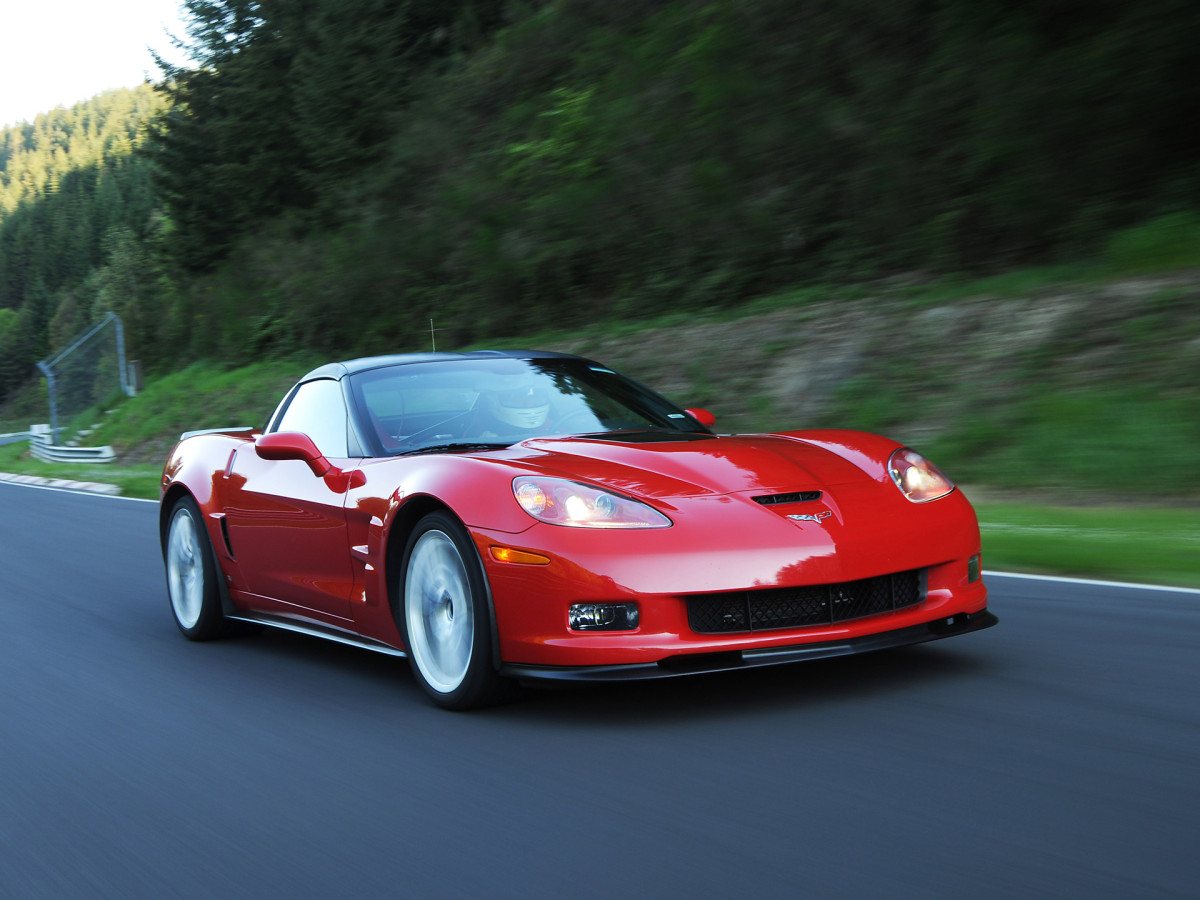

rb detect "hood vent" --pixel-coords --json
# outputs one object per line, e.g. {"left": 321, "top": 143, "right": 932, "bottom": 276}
{"left": 752, "top": 491, "right": 822, "bottom": 506}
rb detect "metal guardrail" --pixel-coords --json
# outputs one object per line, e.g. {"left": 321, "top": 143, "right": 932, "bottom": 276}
{"left": 29, "top": 424, "right": 115, "bottom": 464}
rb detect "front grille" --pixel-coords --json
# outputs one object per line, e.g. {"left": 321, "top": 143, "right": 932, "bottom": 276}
{"left": 686, "top": 569, "right": 925, "bottom": 634}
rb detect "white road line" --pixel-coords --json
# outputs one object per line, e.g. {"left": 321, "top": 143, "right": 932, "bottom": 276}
{"left": 985, "top": 569, "right": 1200, "bottom": 596}
{"left": 0, "top": 476, "right": 157, "bottom": 503}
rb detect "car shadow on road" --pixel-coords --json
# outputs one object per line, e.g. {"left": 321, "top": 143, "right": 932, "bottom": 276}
{"left": 227, "top": 624, "right": 998, "bottom": 725}
{"left": 503, "top": 643, "right": 999, "bottom": 726}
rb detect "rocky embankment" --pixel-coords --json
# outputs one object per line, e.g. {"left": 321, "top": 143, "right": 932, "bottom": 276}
{"left": 547, "top": 273, "right": 1200, "bottom": 449}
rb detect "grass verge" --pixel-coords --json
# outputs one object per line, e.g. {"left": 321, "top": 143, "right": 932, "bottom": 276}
{"left": 90, "top": 358, "right": 317, "bottom": 455}
{"left": 0, "top": 442, "right": 162, "bottom": 500}
{"left": 975, "top": 501, "right": 1200, "bottom": 590}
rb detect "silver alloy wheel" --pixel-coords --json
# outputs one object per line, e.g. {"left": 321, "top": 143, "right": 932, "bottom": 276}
{"left": 405, "top": 529, "right": 475, "bottom": 694}
{"left": 166, "top": 506, "right": 205, "bottom": 630}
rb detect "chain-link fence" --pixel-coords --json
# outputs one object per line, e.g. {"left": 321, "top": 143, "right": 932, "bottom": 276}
{"left": 37, "top": 312, "right": 135, "bottom": 445}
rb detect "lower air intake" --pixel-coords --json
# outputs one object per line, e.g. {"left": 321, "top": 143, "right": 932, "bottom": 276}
{"left": 686, "top": 569, "right": 925, "bottom": 634}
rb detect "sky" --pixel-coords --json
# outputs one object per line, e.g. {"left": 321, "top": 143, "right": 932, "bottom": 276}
{"left": 1, "top": 0, "right": 192, "bottom": 129}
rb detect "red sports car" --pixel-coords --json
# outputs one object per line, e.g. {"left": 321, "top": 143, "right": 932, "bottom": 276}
{"left": 160, "top": 351, "right": 995, "bottom": 708}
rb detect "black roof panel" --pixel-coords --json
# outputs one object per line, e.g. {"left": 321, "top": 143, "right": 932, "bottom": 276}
{"left": 302, "top": 349, "right": 582, "bottom": 381}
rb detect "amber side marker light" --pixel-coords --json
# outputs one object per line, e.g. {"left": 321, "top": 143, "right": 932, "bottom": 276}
{"left": 490, "top": 546, "right": 551, "bottom": 566}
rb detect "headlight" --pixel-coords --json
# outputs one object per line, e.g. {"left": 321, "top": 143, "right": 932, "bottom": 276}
{"left": 888, "top": 448, "right": 955, "bottom": 503}
{"left": 513, "top": 477, "right": 671, "bottom": 528}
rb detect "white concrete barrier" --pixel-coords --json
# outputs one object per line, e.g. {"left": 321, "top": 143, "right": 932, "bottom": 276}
{"left": 29, "top": 424, "right": 115, "bottom": 463}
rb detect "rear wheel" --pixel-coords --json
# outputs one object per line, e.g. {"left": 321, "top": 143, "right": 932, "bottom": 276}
{"left": 165, "top": 497, "right": 227, "bottom": 640}
{"left": 399, "top": 511, "right": 505, "bottom": 709}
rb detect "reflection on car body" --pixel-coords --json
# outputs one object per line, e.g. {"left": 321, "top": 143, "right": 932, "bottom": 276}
{"left": 160, "top": 350, "right": 996, "bottom": 709}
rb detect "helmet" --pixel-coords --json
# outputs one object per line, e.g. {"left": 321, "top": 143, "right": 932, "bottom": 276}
{"left": 488, "top": 384, "right": 549, "bottom": 429}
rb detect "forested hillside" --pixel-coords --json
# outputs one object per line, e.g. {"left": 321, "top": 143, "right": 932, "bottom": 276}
{"left": 0, "top": 86, "right": 164, "bottom": 397}
{"left": 1, "top": 0, "right": 1198, "bottom": 408}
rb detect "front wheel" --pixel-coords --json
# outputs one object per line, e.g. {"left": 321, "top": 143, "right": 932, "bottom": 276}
{"left": 399, "top": 511, "right": 506, "bottom": 709}
{"left": 164, "top": 497, "right": 227, "bottom": 640}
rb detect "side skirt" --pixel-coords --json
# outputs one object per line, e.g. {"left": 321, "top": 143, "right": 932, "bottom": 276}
{"left": 227, "top": 612, "right": 407, "bottom": 658}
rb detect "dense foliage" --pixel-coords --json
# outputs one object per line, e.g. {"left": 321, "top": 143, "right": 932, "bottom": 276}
{"left": 148, "top": 0, "right": 1200, "bottom": 361}
{"left": 0, "top": 86, "right": 165, "bottom": 397}
{"left": 2, "top": 0, "right": 1199, "bottom": 402}
{"left": 149, "top": 0, "right": 504, "bottom": 269}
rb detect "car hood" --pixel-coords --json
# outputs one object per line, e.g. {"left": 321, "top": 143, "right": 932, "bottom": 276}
{"left": 508, "top": 433, "right": 875, "bottom": 500}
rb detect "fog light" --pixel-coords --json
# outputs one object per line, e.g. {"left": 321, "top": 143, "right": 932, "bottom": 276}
{"left": 568, "top": 602, "right": 639, "bottom": 632}
{"left": 968, "top": 554, "right": 981, "bottom": 583}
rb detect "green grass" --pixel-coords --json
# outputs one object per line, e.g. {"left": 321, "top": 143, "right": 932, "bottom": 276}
{"left": 90, "top": 357, "right": 319, "bottom": 453}
{"left": 976, "top": 500, "right": 1200, "bottom": 589}
{"left": 0, "top": 442, "right": 162, "bottom": 499}
{"left": 871, "top": 212, "right": 1200, "bottom": 309}
{"left": 924, "top": 387, "right": 1200, "bottom": 498}
{"left": 1104, "top": 211, "right": 1200, "bottom": 274}
{"left": 902, "top": 264, "right": 1098, "bottom": 307}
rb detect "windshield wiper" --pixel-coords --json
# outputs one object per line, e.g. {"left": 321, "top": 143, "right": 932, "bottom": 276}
{"left": 397, "top": 441, "right": 511, "bottom": 456}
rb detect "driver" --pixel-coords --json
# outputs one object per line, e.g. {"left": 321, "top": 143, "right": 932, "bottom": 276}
{"left": 473, "top": 377, "right": 552, "bottom": 437}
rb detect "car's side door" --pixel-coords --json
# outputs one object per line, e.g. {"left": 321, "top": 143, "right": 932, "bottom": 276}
{"left": 222, "top": 378, "right": 358, "bottom": 625}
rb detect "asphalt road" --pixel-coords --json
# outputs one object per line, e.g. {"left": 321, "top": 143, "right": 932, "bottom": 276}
{"left": 1, "top": 482, "right": 1197, "bottom": 899}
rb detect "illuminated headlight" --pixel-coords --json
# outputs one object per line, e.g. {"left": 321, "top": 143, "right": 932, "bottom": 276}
{"left": 569, "top": 602, "right": 639, "bottom": 631}
{"left": 513, "top": 477, "right": 671, "bottom": 528}
{"left": 888, "top": 448, "right": 955, "bottom": 503}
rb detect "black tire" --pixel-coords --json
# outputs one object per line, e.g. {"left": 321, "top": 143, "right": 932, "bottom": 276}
{"left": 397, "top": 511, "right": 506, "bottom": 709}
{"left": 164, "top": 496, "right": 227, "bottom": 640}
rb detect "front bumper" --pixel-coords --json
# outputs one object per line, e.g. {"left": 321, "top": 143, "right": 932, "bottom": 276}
{"left": 500, "top": 608, "right": 998, "bottom": 683}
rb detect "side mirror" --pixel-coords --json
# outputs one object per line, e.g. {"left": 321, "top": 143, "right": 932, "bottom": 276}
{"left": 255, "top": 432, "right": 331, "bottom": 477}
{"left": 254, "top": 432, "right": 367, "bottom": 492}
{"left": 685, "top": 408, "right": 716, "bottom": 429}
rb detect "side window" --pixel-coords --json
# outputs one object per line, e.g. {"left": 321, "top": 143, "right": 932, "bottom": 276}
{"left": 274, "top": 379, "right": 349, "bottom": 458}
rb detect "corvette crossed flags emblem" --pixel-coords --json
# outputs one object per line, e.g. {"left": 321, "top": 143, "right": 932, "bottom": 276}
{"left": 786, "top": 510, "right": 832, "bottom": 523}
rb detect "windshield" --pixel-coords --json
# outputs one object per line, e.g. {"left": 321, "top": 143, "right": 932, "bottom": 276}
{"left": 347, "top": 357, "right": 711, "bottom": 455}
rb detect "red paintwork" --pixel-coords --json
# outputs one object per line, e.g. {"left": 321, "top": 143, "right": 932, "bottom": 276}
{"left": 161, "top": 413, "right": 987, "bottom": 670}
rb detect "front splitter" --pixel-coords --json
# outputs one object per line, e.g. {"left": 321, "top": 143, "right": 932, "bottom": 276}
{"left": 500, "top": 609, "right": 998, "bottom": 683}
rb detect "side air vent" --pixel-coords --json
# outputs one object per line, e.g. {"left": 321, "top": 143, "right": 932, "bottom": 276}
{"left": 752, "top": 491, "right": 822, "bottom": 506}
{"left": 219, "top": 515, "right": 236, "bottom": 560}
